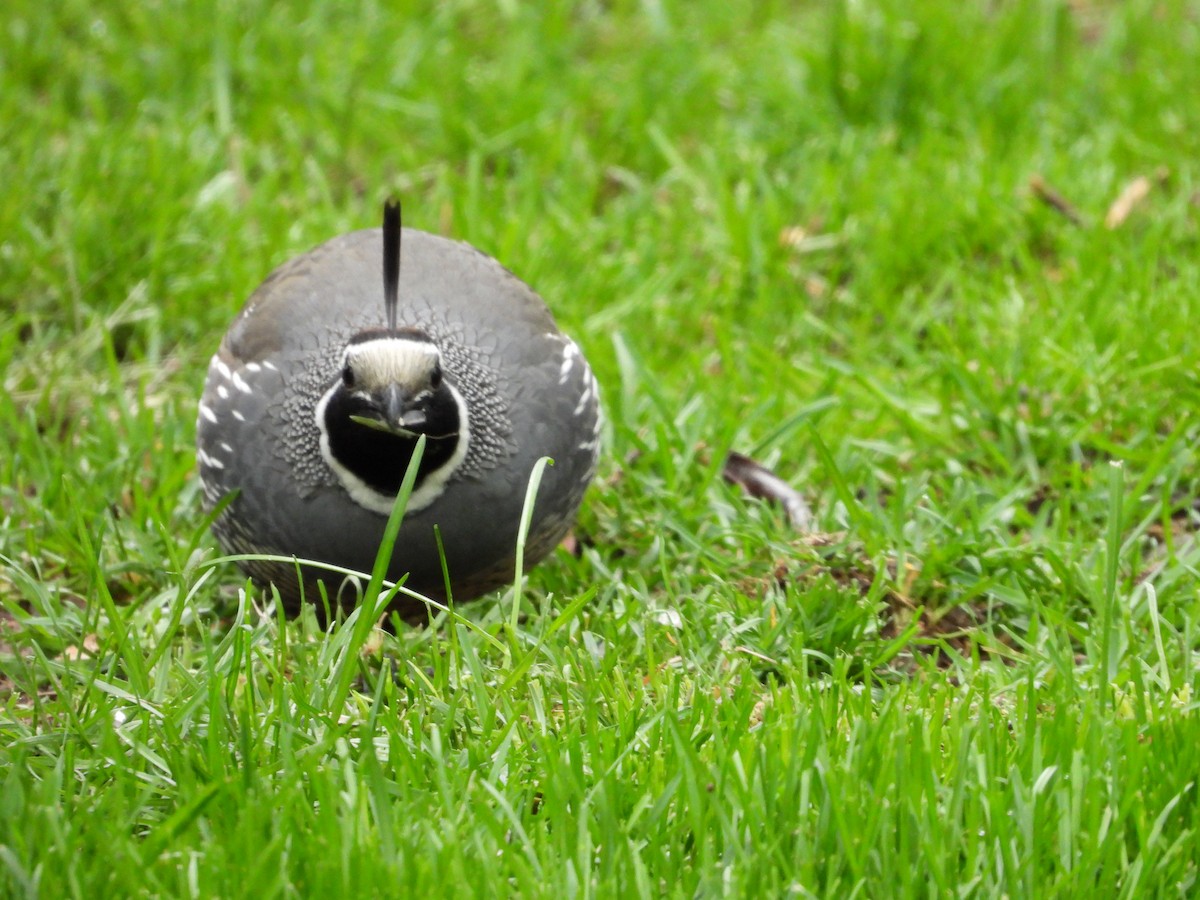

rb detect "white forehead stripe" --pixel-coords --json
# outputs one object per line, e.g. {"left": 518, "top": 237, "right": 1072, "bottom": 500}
{"left": 344, "top": 337, "right": 440, "bottom": 388}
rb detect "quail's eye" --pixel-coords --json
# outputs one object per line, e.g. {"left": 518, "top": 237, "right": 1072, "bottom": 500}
{"left": 430, "top": 366, "right": 443, "bottom": 389}
{"left": 342, "top": 366, "right": 356, "bottom": 388}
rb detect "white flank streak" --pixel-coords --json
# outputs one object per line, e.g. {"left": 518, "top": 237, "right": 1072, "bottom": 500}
{"left": 198, "top": 450, "right": 225, "bottom": 470}
{"left": 217, "top": 385, "right": 229, "bottom": 399}
{"left": 231, "top": 410, "right": 245, "bottom": 422}
{"left": 214, "top": 358, "right": 233, "bottom": 380}
{"left": 198, "top": 403, "right": 218, "bottom": 424}
{"left": 219, "top": 442, "right": 234, "bottom": 454}
{"left": 559, "top": 340, "right": 579, "bottom": 384}
{"left": 245, "top": 362, "right": 262, "bottom": 373}
{"left": 232, "top": 372, "right": 252, "bottom": 394}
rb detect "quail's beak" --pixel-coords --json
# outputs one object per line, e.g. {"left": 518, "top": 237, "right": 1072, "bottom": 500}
{"left": 349, "top": 384, "right": 426, "bottom": 438}
{"left": 381, "top": 384, "right": 427, "bottom": 436}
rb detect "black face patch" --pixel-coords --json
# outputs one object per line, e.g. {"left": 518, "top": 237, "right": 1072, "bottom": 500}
{"left": 322, "top": 381, "right": 461, "bottom": 495}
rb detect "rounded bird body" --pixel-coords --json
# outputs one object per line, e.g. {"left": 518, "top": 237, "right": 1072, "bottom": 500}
{"left": 197, "top": 207, "right": 599, "bottom": 615}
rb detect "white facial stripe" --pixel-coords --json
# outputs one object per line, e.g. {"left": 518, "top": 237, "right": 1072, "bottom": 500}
{"left": 344, "top": 337, "right": 440, "bottom": 390}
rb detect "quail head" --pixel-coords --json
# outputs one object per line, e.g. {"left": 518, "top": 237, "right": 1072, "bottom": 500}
{"left": 196, "top": 201, "right": 600, "bottom": 616}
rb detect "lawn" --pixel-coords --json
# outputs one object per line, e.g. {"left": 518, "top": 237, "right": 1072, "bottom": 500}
{"left": 3, "top": 0, "right": 1200, "bottom": 895}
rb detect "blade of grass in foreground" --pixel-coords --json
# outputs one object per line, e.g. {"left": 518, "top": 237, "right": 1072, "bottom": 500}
{"left": 508, "top": 456, "right": 553, "bottom": 652}
{"left": 326, "top": 434, "right": 425, "bottom": 717}
{"left": 1099, "top": 460, "right": 1124, "bottom": 714}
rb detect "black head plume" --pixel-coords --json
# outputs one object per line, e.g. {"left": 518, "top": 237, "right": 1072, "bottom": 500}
{"left": 382, "top": 199, "right": 401, "bottom": 332}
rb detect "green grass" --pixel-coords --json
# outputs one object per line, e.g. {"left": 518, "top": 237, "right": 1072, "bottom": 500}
{"left": 4, "top": 0, "right": 1200, "bottom": 894}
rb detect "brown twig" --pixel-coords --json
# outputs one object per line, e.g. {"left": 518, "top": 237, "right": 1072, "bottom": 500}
{"left": 1029, "top": 174, "right": 1086, "bottom": 226}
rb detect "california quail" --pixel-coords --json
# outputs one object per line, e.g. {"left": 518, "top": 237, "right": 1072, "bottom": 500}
{"left": 196, "top": 201, "right": 600, "bottom": 616}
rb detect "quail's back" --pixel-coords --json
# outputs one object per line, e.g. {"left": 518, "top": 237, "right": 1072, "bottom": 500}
{"left": 197, "top": 205, "right": 600, "bottom": 615}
